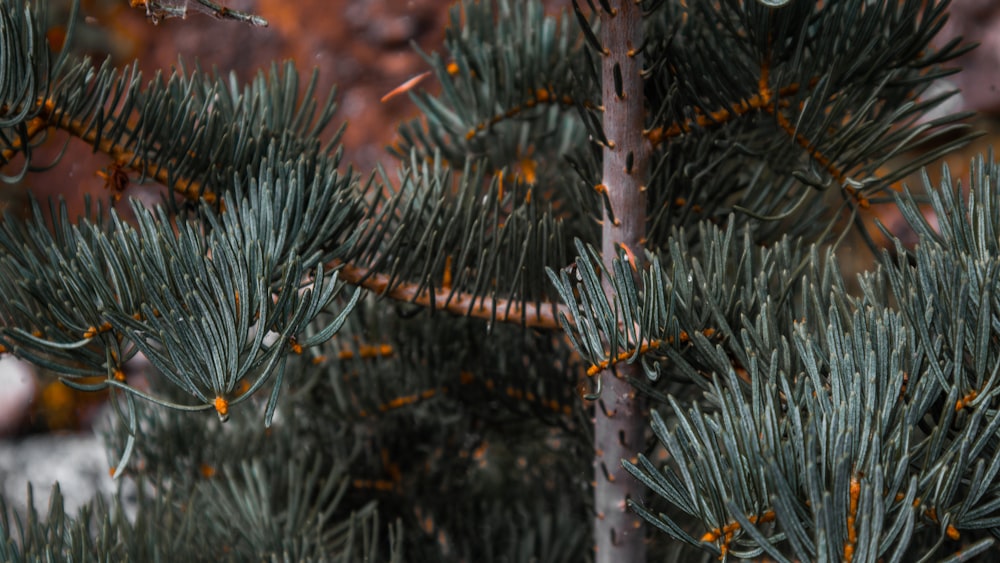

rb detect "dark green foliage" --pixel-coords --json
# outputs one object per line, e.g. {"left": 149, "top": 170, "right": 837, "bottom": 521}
{"left": 639, "top": 0, "right": 974, "bottom": 245}
{"left": 612, "top": 156, "right": 1000, "bottom": 561}
{"left": 0, "top": 0, "right": 996, "bottom": 560}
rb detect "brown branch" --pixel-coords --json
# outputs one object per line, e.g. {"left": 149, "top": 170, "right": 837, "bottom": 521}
{"left": 701, "top": 510, "right": 776, "bottom": 557}
{"left": 358, "top": 387, "right": 444, "bottom": 418}
{"left": 644, "top": 80, "right": 807, "bottom": 147}
{"left": 844, "top": 475, "right": 861, "bottom": 562}
{"left": 354, "top": 369, "right": 574, "bottom": 419}
{"left": 0, "top": 101, "right": 53, "bottom": 163}
{"left": 584, "top": 328, "right": 722, "bottom": 376}
{"left": 331, "top": 343, "right": 395, "bottom": 362}
{"left": 769, "top": 103, "right": 872, "bottom": 209}
{"left": 643, "top": 59, "right": 876, "bottom": 209}
{"left": 6, "top": 98, "right": 569, "bottom": 331}
{"left": 1, "top": 97, "right": 214, "bottom": 203}
{"left": 463, "top": 87, "right": 584, "bottom": 141}
{"left": 333, "top": 261, "right": 566, "bottom": 330}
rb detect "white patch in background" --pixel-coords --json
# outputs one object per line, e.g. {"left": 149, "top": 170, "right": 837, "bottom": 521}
{"left": 0, "top": 356, "right": 35, "bottom": 436}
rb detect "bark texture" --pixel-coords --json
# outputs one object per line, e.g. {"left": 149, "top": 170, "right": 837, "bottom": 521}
{"left": 594, "top": 2, "right": 649, "bottom": 562}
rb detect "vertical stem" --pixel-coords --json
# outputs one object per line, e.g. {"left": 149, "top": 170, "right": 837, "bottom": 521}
{"left": 595, "top": 1, "right": 648, "bottom": 562}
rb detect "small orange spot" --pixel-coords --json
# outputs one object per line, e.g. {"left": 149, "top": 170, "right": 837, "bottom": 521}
{"left": 517, "top": 157, "right": 538, "bottom": 184}
{"left": 200, "top": 464, "right": 216, "bottom": 478}
{"left": 645, "top": 127, "right": 664, "bottom": 146}
{"left": 442, "top": 255, "right": 453, "bottom": 289}
{"left": 214, "top": 396, "right": 229, "bottom": 419}
{"left": 472, "top": 442, "right": 488, "bottom": 462}
{"left": 113, "top": 369, "right": 126, "bottom": 382}
{"left": 946, "top": 524, "right": 960, "bottom": 541}
{"left": 956, "top": 389, "right": 978, "bottom": 411}
{"left": 446, "top": 61, "right": 460, "bottom": 75}
{"left": 40, "top": 382, "right": 77, "bottom": 430}
{"left": 46, "top": 25, "right": 67, "bottom": 51}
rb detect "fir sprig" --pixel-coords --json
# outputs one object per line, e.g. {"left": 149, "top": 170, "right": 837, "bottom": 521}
{"left": 623, "top": 156, "right": 1000, "bottom": 560}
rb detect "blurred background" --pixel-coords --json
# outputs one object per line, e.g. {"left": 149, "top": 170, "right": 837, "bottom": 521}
{"left": 1, "top": 0, "right": 998, "bottom": 438}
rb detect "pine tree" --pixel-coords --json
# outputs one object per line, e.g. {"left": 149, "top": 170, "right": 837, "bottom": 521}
{"left": 0, "top": 0, "right": 996, "bottom": 561}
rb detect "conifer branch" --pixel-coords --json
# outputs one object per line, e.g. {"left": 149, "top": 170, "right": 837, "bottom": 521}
{"left": 5, "top": 93, "right": 577, "bottom": 332}
{"left": 27, "top": 95, "right": 213, "bottom": 202}
{"left": 644, "top": 62, "right": 878, "bottom": 209}
{"left": 2, "top": 95, "right": 570, "bottom": 331}
{"left": 643, "top": 79, "right": 809, "bottom": 146}
{"left": 2, "top": 1, "right": 994, "bottom": 560}
{"left": 0, "top": 103, "right": 49, "bottom": 164}
{"left": 334, "top": 262, "right": 565, "bottom": 330}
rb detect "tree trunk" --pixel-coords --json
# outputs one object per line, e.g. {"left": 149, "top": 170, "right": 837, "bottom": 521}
{"left": 594, "top": 2, "right": 649, "bottom": 562}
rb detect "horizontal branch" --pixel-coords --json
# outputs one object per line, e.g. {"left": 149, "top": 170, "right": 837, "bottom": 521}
{"left": 4, "top": 99, "right": 569, "bottom": 331}
{"left": 582, "top": 328, "right": 754, "bottom": 386}
{"left": 2, "top": 97, "right": 213, "bottom": 203}
{"left": 334, "top": 261, "right": 566, "bottom": 330}
{"left": 462, "top": 86, "right": 589, "bottom": 141}
{"left": 645, "top": 63, "right": 876, "bottom": 208}
{"left": 0, "top": 101, "right": 51, "bottom": 164}
{"left": 644, "top": 80, "right": 808, "bottom": 146}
